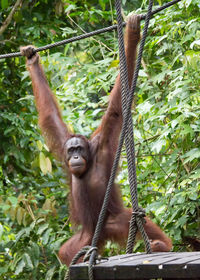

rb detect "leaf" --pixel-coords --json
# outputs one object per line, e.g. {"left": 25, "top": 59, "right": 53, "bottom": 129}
{"left": 185, "top": 0, "right": 192, "bottom": 8}
{"left": 99, "top": 0, "right": 106, "bottom": 10}
{"left": 0, "top": 204, "right": 10, "bottom": 211}
{"left": 37, "top": 223, "right": 49, "bottom": 235}
{"left": 190, "top": 40, "right": 200, "bottom": 49}
{"left": 0, "top": 267, "right": 8, "bottom": 274}
{"left": 171, "top": 119, "right": 179, "bottom": 129}
{"left": 190, "top": 169, "right": 200, "bottom": 180}
{"left": 17, "top": 207, "right": 25, "bottom": 225}
{"left": 9, "top": 206, "right": 17, "bottom": 221}
{"left": 180, "top": 124, "right": 194, "bottom": 137}
{"left": 92, "top": 108, "right": 102, "bottom": 117}
{"left": 23, "top": 253, "right": 34, "bottom": 270}
{"left": 22, "top": 212, "right": 28, "bottom": 227}
{"left": 188, "top": 192, "right": 198, "bottom": 201}
{"left": 45, "top": 266, "right": 55, "bottom": 280}
{"left": 182, "top": 148, "right": 200, "bottom": 164}
{"left": 15, "top": 259, "right": 25, "bottom": 275}
{"left": 0, "top": 224, "right": 3, "bottom": 240}
{"left": 154, "top": 205, "right": 166, "bottom": 216}
{"left": 15, "top": 229, "right": 27, "bottom": 242}
{"left": 37, "top": 140, "right": 43, "bottom": 151}
{"left": 1, "top": 0, "right": 8, "bottom": 9}
{"left": 167, "top": 208, "right": 180, "bottom": 223}
{"left": 64, "top": 4, "right": 76, "bottom": 13}
{"left": 8, "top": 196, "right": 18, "bottom": 206}
{"left": 184, "top": 50, "right": 200, "bottom": 69}
{"left": 176, "top": 195, "right": 185, "bottom": 204}
{"left": 28, "top": 241, "right": 40, "bottom": 267}
{"left": 109, "top": 60, "right": 119, "bottom": 68}
{"left": 134, "top": 129, "right": 142, "bottom": 141}
{"left": 67, "top": 123, "right": 74, "bottom": 133}
{"left": 4, "top": 126, "right": 14, "bottom": 135}
{"left": 155, "top": 34, "right": 167, "bottom": 45}
{"left": 177, "top": 216, "right": 188, "bottom": 227}
{"left": 39, "top": 152, "right": 52, "bottom": 174}
{"left": 139, "top": 70, "right": 148, "bottom": 77}
{"left": 42, "top": 228, "right": 52, "bottom": 245}
{"left": 137, "top": 101, "right": 153, "bottom": 114}
{"left": 46, "top": 157, "right": 52, "bottom": 173}
{"left": 39, "top": 152, "right": 47, "bottom": 174}
{"left": 151, "top": 139, "right": 166, "bottom": 153}
{"left": 42, "top": 198, "right": 52, "bottom": 211}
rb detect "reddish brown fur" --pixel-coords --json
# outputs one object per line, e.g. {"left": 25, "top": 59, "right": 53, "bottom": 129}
{"left": 21, "top": 15, "right": 172, "bottom": 266}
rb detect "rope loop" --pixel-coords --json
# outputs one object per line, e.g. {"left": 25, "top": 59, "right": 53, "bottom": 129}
{"left": 132, "top": 207, "right": 146, "bottom": 220}
{"left": 83, "top": 246, "right": 98, "bottom": 262}
{"left": 64, "top": 246, "right": 94, "bottom": 280}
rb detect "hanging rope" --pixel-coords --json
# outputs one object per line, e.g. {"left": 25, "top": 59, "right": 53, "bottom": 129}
{"left": 77, "top": 1, "right": 154, "bottom": 280}
{"left": 115, "top": 0, "right": 154, "bottom": 255}
{"left": 125, "top": 0, "right": 154, "bottom": 253}
{"left": 66, "top": 1, "right": 182, "bottom": 280}
{"left": 0, "top": 0, "right": 182, "bottom": 60}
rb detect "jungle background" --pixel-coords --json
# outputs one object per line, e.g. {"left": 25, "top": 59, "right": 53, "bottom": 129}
{"left": 0, "top": 0, "right": 200, "bottom": 279}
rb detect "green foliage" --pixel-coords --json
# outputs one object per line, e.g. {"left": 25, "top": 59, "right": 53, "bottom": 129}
{"left": 0, "top": 0, "right": 200, "bottom": 279}
{"left": 119, "top": 0, "right": 200, "bottom": 250}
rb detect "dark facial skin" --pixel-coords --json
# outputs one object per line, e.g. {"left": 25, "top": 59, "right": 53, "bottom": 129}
{"left": 65, "top": 137, "right": 89, "bottom": 177}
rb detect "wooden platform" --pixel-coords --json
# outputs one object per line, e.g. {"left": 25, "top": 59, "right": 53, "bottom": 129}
{"left": 70, "top": 251, "right": 200, "bottom": 279}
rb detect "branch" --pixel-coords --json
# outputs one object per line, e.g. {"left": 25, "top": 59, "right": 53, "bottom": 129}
{"left": 0, "top": 0, "right": 22, "bottom": 36}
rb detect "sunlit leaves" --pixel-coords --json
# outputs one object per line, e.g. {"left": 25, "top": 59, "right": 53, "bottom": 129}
{"left": 151, "top": 139, "right": 166, "bottom": 153}
{"left": 184, "top": 50, "right": 200, "bottom": 70}
{"left": 15, "top": 259, "right": 26, "bottom": 275}
{"left": 182, "top": 148, "right": 200, "bottom": 164}
{"left": 39, "top": 152, "right": 52, "bottom": 174}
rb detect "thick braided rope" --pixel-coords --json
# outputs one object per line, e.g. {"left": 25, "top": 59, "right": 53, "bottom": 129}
{"left": 64, "top": 246, "right": 97, "bottom": 280}
{"left": 115, "top": 0, "right": 137, "bottom": 202}
{"left": 63, "top": 0, "right": 182, "bottom": 278}
{"left": 125, "top": 0, "right": 154, "bottom": 254}
{"left": 0, "top": 0, "right": 182, "bottom": 60}
{"left": 86, "top": 1, "right": 154, "bottom": 278}
{"left": 115, "top": 0, "right": 153, "bottom": 254}
{"left": 115, "top": 0, "right": 143, "bottom": 253}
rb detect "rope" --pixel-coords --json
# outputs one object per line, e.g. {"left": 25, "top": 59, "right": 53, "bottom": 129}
{"left": 114, "top": 0, "right": 150, "bottom": 255}
{"left": 84, "top": 1, "right": 154, "bottom": 279}
{"left": 62, "top": 0, "right": 181, "bottom": 279}
{"left": 64, "top": 246, "right": 97, "bottom": 280}
{"left": 125, "top": 0, "right": 154, "bottom": 255}
{"left": 0, "top": 0, "right": 182, "bottom": 60}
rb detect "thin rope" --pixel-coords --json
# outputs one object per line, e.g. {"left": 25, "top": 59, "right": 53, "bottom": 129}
{"left": 0, "top": 0, "right": 182, "bottom": 60}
